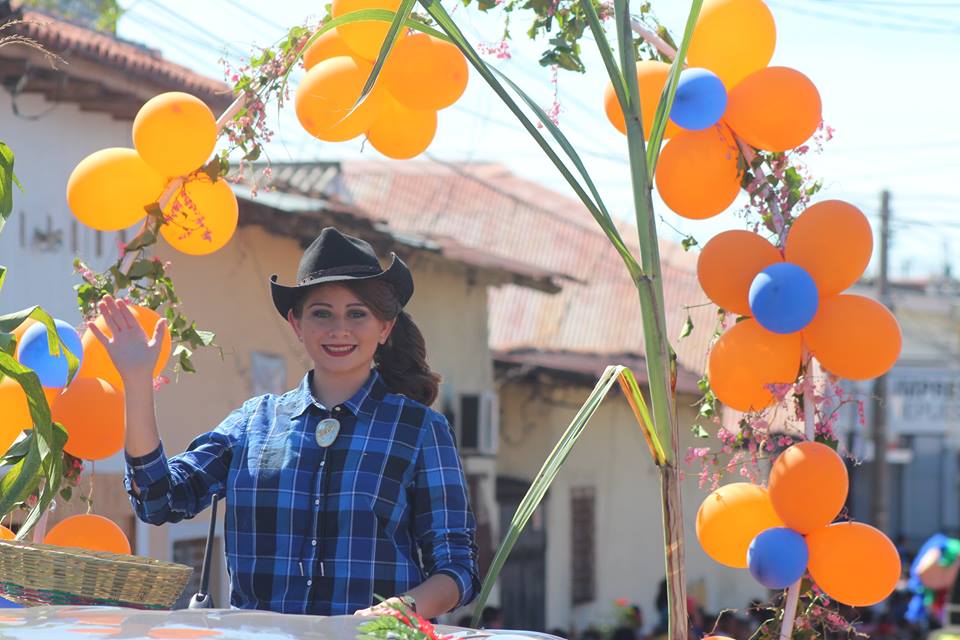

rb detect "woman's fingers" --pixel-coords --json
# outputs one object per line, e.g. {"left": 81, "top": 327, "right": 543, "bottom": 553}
{"left": 98, "top": 297, "right": 124, "bottom": 336}
{"left": 115, "top": 298, "right": 139, "bottom": 332}
{"left": 86, "top": 321, "right": 110, "bottom": 347}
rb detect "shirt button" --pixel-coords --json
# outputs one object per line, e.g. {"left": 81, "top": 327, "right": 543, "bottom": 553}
{"left": 312, "top": 539, "right": 317, "bottom": 546}
{"left": 306, "top": 579, "right": 312, "bottom": 586}
{"left": 315, "top": 499, "right": 320, "bottom": 506}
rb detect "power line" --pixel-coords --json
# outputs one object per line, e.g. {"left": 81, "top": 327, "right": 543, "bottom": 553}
{"left": 771, "top": 1, "right": 960, "bottom": 34}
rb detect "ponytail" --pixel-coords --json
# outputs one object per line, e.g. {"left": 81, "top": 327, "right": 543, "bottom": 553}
{"left": 375, "top": 311, "right": 441, "bottom": 406}
{"left": 338, "top": 280, "right": 441, "bottom": 406}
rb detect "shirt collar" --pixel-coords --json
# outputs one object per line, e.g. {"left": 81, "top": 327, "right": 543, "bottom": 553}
{"left": 288, "top": 369, "right": 384, "bottom": 418}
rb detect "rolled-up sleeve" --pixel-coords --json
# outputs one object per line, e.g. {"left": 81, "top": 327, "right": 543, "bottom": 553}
{"left": 124, "top": 402, "right": 249, "bottom": 525}
{"left": 412, "top": 416, "right": 480, "bottom": 609}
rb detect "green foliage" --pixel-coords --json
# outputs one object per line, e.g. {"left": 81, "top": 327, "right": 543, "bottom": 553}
{"left": 0, "top": 141, "right": 22, "bottom": 234}
{"left": 470, "top": 366, "right": 660, "bottom": 625}
{"left": 21, "top": 0, "right": 124, "bottom": 33}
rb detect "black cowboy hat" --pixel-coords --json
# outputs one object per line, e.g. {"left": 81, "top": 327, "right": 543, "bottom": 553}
{"left": 270, "top": 227, "right": 414, "bottom": 318}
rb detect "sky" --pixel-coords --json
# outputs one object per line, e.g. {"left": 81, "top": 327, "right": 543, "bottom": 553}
{"left": 114, "top": 0, "right": 960, "bottom": 280}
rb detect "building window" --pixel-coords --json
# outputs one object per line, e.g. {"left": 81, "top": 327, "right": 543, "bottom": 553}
{"left": 172, "top": 536, "right": 219, "bottom": 609}
{"left": 251, "top": 352, "right": 286, "bottom": 396}
{"left": 571, "top": 486, "right": 596, "bottom": 605}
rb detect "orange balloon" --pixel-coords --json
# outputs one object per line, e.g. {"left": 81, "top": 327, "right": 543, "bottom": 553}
{"left": 54, "top": 377, "right": 124, "bottom": 461}
{"left": 603, "top": 61, "right": 681, "bottom": 140}
{"left": 806, "top": 522, "right": 900, "bottom": 606}
{"left": 803, "top": 294, "right": 901, "bottom": 380}
{"left": 382, "top": 33, "right": 468, "bottom": 111}
{"left": 295, "top": 56, "right": 384, "bottom": 142}
{"left": 785, "top": 200, "right": 873, "bottom": 298}
{"left": 367, "top": 93, "right": 437, "bottom": 159}
{"left": 44, "top": 514, "right": 130, "bottom": 555}
{"left": 161, "top": 176, "right": 238, "bottom": 256}
{"left": 655, "top": 125, "right": 741, "bottom": 220}
{"left": 67, "top": 148, "right": 166, "bottom": 232}
{"left": 0, "top": 379, "right": 58, "bottom": 455}
{"left": 333, "top": 0, "right": 404, "bottom": 61}
{"left": 708, "top": 319, "right": 801, "bottom": 411}
{"left": 687, "top": 0, "right": 776, "bottom": 89}
{"left": 79, "top": 305, "right": 171, "bottom": 392}
{"left": 725, "top": 67, "right": 822, "bottom": 152}
{"left": 0, "top": 525, "right": 13, "bottom": 540}
{"left": 768, "top": 442, "right": 847, "bottom": 534}
{"left": 303, "top": 29, "right": 355, "bottom": 70}
{"left": 133, "top": 92, "right": 217, "bottom": 177}
{"left": 697, "top": 230, "right": 782, "bottom": 316}
{"left": 696, "top": 482, "right": 784, "bottom": 568}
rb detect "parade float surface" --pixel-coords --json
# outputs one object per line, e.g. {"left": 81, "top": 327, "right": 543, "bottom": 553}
{"left": 0, "top": 606, "right": 554, "bottom": 640}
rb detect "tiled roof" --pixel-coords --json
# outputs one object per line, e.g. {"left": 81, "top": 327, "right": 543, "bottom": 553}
{"left": 0, "top": 4, "right": 232, "bottom": 118}
{"left": 263, "top": 160, "right": 718, "bottom": 388}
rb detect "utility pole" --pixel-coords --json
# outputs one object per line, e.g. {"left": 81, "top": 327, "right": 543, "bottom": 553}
{"left": 871, "top": 190, "right": 891, "bottom": 533}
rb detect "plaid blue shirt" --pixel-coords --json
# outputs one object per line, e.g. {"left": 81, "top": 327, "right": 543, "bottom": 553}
{"left": 124, "top": 370, "right": 479, "bottom": 615}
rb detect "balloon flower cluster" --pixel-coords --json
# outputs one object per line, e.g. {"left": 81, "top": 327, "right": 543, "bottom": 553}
{"left": 604, "top": 0, "right": 822, "bottom": 220}
{"left": 67, "top": 92, "right": 238, "bottom": 256}
{"left": 0, "top": 305, "right": 172, "bottom": 554}
{"left": 3, "top": 307, "right": 170, "bottom": 463}
{"left": 697, "top": 442, "right": 901, "bottom": 606}
{"left": 295, "top": 0, "right": 468, "bottom": 159}
{"left": 697, "top": 200, "right": 902, "bottom": 412}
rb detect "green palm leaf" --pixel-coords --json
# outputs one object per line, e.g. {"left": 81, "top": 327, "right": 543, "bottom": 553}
{"left": 470, "top": 365, "right": 660, "bottom": 625}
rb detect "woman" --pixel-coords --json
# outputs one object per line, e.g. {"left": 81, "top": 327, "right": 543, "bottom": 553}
{"left": 93, "top": 227, "right": 479, "bottom": 618}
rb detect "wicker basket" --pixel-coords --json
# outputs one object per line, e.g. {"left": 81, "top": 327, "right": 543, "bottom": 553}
{"left": 0, "top": 539, "right": 193, "bottom": 609}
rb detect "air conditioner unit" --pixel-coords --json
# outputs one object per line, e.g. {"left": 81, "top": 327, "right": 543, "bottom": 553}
{"left": 455, "top": 391, "right": 499, "bottom": 455}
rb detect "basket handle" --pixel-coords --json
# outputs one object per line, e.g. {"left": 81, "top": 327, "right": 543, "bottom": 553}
{"left": 187, "top": 493, "right": 221, "bottom": 609}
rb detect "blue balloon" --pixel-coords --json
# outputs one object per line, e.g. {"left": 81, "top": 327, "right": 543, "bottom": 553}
{"left": 748, "top": 527, "right": 809, "bottom": 590}
{"left": 16, "top": 319, "right": 84, "bottom": 388}
{"left": 748, "top": 262, "right": 819, "bottom": 334}
{"left": 670, "top": 68, "right": 728, "bottom": 130}
{"left": 0, "top": 595, "right": 22, "bottom": 608}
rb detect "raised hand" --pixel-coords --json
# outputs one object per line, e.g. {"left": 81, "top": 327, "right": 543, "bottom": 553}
{"left": 87, "top": 295, "right": 168, "bottom": 384}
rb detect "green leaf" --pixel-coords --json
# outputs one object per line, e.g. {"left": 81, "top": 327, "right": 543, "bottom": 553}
{"left": 678, "top": 314, "right": 693, "bottom": 340}
{"left": 357, "top": 0, "right": 418, "bottom": 112}
{"left": 0, "top": 141, "right": 21, "bottom": 232}
{"left": 644, "top": 0, "right": 704, "bottom": 177}
{"left": 195, "top": 330, "right": 215, "bottom": 347}
{"left": 0, "top": 265, "right": 6, "bottom": 293}
{"left": 0, "top": 431, "right": 32, "bottom": 466}
{"left": 419, "top": 0, "right": 642, "bottom": 282}
{"left": 0, "top": 308, "right": 76, "bottom": 382}
{"left": 0, "top": 448, "right": 41, "bottom": 518}
{"left": 681, "top": 235, "right": 698, "bottom": 251}
{"left": 470, "top": 365, "right": 663, "bottom": 626}
{"left": 691, "top": 424, "right": 709, "bottom": 439}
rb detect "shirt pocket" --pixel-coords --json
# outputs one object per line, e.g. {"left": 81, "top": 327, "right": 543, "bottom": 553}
{"left": 354, "top": 451, "right": 409, "bottom": 537}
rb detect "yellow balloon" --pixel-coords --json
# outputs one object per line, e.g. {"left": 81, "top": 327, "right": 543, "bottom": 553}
{"left": 687, "top": 0, "right": 777, "bottom": 89}
{"left": 133, "top": 92, "right": 218, "bottom": 177}
{"left": 367, "top": 92, "right": 437, "bottom": 159}
{"left": 295, "top": 56, "right": 384, "bottom": 142}
{"left": 67, "top": 148, "right": 166, "bottom": 231}
{"left": 303, "top": 29, "right": 355, "bottom": 70}
{"left": 333, "top": 0, "right": 404, "bottom": 62}
{"left": 161, "top": 176, "right": 238, "bottom": 256}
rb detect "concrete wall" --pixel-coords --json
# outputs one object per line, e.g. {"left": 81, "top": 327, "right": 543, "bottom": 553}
{"left": 496, "top": 379, "right": 764, "bottom": 633}
{"left": 0, "top": 91, "right": 136, "bottom": 321}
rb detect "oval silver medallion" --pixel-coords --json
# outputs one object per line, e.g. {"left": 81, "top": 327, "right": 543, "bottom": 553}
{"left": 315, "top": 418, "right": 340, "bottom": 448}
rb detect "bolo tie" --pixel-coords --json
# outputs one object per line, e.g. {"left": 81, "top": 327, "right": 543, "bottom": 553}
{"left": 315, "top": 416, "right": 340, "bottom": 447}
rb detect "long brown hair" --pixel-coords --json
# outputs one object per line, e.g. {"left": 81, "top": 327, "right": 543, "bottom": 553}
{"left": 293, "top": 280, "right": 440, "bottom": 405}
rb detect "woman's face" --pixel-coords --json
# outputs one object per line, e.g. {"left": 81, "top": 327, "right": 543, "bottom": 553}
{"left": 288, "top": 284, "right": 395, "bottom": 378}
